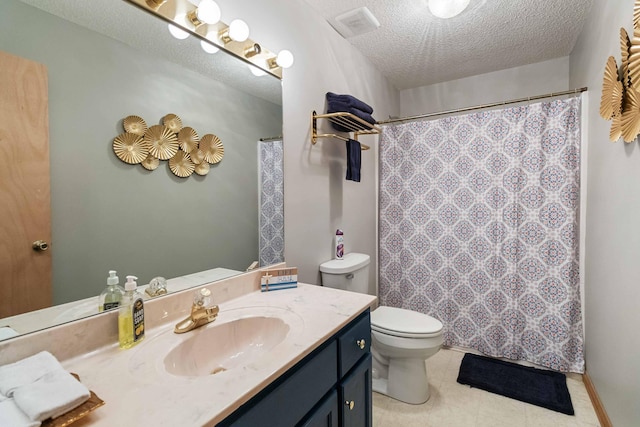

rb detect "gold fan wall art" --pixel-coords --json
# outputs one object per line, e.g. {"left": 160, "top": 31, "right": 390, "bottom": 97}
{"left": 600, "top": 56, "right": 623, "bottom": 121}
{"left": 601, "top": 1, "right": 640, "bottom": 143}
{"left": 200, "top": 134, "right": 225, "bottom": 164}
{"left": 113, "top": 132, "right": 149, "bottom": 164}
{"left": 113, "top": 114, "right": 223, "bottom": 178}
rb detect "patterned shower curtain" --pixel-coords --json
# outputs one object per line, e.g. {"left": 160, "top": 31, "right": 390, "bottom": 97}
{"left": 378, "top": 97, "right": 584, "bottom": 373}
{"left": 258, "top": 140, "right": 284, "bottom": 267}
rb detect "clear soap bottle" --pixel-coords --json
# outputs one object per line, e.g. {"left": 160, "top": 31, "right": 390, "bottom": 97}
{"left": 118, "top": 275, "right": 145, "bottom": 349}
{"left": 99, "top": 270, "right": 124, "bottom": 312}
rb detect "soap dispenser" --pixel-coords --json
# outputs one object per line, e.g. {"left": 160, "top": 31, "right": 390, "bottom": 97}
{"left": 99, "top": 270, "right": 124, "bottom": 312}
{"left": 118, "top": 275, "right": 145, "bottom": 349}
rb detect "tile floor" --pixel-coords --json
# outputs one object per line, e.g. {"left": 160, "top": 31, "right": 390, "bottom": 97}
{"left": 373, "top": 348, "right": 600, "bottom": 427}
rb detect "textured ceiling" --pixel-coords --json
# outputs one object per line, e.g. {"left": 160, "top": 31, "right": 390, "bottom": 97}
{"left": 303, "top": 0, "right": 593, "bottom": 90}
{"left": 17, "top": 0, "right": 282, "bottom": 105}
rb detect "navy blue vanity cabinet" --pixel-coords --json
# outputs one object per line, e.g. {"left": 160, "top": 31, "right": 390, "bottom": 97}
{"left": 218, "top": 310, "right": 372, "bottom": 427}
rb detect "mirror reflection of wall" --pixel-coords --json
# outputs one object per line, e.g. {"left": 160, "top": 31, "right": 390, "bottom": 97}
{"left": 0, "top": 0, "right": 283, "bottom": 322}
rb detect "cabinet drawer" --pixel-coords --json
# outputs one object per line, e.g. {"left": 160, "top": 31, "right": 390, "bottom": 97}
{"left": 337, "top": 311, "right": 370, "bottom": 377}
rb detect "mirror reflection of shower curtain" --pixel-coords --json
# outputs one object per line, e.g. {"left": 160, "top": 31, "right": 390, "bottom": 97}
{"left": 258, "top": 140, "right": 284, "bottom": 266}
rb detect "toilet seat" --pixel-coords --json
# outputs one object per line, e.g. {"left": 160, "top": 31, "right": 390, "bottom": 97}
{"left": 372, "top": 306, "right": 443, "bottom": 338}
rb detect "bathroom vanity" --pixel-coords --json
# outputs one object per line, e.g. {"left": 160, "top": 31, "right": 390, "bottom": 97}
{"left": 0, "top": 269, "right": 376, "bottom": 426}
{"left": 219, "top": 310, "right": 372, "bottom": 427}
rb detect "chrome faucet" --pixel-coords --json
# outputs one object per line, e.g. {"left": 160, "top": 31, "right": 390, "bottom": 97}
{"left": 174, "top": 288, "right": 219, "bottom": 334}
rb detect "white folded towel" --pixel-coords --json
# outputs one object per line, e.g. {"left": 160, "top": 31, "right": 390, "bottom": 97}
{"left": 13, "top": 370, "right": 90, "bottom": 422}
{"left": 0, "top": 351, "right": 63, "bottom": 397}
{"left": 0, "top": 399, "right": 40, "bottom": 427}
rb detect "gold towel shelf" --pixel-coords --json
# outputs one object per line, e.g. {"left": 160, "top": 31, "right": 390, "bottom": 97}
{"left": 311, "top": 111, "right": 381, "bottom": 151}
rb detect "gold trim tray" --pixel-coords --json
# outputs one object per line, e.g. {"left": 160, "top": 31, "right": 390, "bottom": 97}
{"left": 42, "top": 373, "right": 105, "bottom": 427}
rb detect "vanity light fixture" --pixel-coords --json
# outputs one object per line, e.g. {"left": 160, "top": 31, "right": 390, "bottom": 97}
{"left": 200, "top": 39, "right": 220, "bottom": 54}
{"left": 268, "top": 50, "right": 295, "bottom": 69}
{"left": 219, "top": 19, "right": 250, "bottom": 43}
{"left": 168, "top": 14, "right": 190, "bottom": 39}
{"left": 130, "top": 0, "right": 293, "bottom": 77}
{"left": 187, "top": 0, "right": 221, "bottom": 27}
{"left": 248, "top": 64, "right": 267, "bottom": 77}
{"left": 244, "top": 43, "right": 262, "bottom": 59}
{"left": 428, "top": 0, "right": 470, "bottom": 19}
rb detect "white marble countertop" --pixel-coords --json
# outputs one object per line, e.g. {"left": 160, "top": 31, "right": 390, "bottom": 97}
{"left": 65, "top": 283, "right": 376, "bottom": 426}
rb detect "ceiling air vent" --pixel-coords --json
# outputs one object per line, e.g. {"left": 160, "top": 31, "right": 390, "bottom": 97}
{"left": 331, "top": 6, "right": 380, "bottom": 38}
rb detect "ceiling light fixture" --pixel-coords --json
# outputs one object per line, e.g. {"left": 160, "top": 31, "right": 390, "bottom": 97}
{"left": 187, "top": 0, "right": 221, "bottom": 27}
{"left": 428, "top": 0, "right": 470, "bottom": 19}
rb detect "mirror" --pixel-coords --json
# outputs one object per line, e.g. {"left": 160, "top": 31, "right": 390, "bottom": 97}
{"left": 0, "top": 0, "right": 284, "bottom": 338}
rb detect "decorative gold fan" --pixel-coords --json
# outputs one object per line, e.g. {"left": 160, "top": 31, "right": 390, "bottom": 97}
{"left": 621, "top": 87, "right": 640, "bottom": 142}
{"left": 600, "top": 56, "right": 624, "bottom": 120}
{"left": 635, "top": 0, "right": 640, "bottom": 30}
{"left": 628, "top": 28, "right": 640, "bottom": 89}
{"left": 200, "top": 134, "right": 224, "bottom": 164}
{"left": 194, "top": 161, "right": 210, "bottom": 176}
{"left": 169, "top": 150, "right": 195, "bottom": 178}
{"left": 178, "top": 127, "right": 199, "bottom": 153}
{"left": 123, "top": 115, "right": 147, "bottom": 136}
{"left": 622, "top": 28, "right": 632, "bottom": 88}
{"left": 113, "top": 132, "right": 149, "bottom": 164}
{"left": 190, "top": 149, "right": 205, "bottom": 165}
{"left": 144, "top": 125, "right": 178, "bottom": 160}
{"left": 141, "top": 154, "right": 160, "bottom": 171}
{"left": 163, "top": 114, "right": 183, "bottom": 133}
{"left": 610, "top": 114, "right": 623, "bottom": 142}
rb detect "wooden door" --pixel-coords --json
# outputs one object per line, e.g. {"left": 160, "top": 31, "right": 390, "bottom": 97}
{"left": 0, "top": 50, "right": 51, "bottom": 317}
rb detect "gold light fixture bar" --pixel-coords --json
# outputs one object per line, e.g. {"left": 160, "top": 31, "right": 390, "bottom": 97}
{"left": 126, "top": 0, "right": 283, "bottom": 79}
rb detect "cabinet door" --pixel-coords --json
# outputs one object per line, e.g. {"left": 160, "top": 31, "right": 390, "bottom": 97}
{"left": 339, "top": 354, "right": 372, "bottom": 427}
{"left": 299, "top": 390, "right": 338, "bottom": 427}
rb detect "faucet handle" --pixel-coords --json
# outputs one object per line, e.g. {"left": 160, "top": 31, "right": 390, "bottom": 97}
{"left": 194, "top": 288, "right": 212, "bottom": 307}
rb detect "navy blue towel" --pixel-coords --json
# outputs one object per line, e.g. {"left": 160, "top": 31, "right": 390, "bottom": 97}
{"left": 327, "top": 100, "right": 376, "bottom": 132}
{"left": 326, "top": 92, "right": 374, "bottom": 114}
{"left": 346, "top": 139, "right": 361, "bottom": 182}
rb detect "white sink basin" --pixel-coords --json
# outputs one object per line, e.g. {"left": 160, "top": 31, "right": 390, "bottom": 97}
{"left": 164, "top": 316, "right": 289, "bottom": 377}
{"left": 128, "top": 306, "right": 304, "bottom": 381}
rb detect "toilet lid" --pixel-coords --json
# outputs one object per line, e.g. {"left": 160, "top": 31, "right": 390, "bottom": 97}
{"left": 371, "top": 306, "right": 443, "bottom": 338}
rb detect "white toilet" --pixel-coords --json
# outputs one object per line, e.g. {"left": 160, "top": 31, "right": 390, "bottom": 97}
{"left": 320, "top": 253, "right": 443, "bottom": 404}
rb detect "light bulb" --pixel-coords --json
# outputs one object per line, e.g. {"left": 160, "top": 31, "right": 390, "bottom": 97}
{"left": 276, "top": 50, "right": 294, "bottom": 69}
{"left": 248, "top": 65, "right": 266, "bottom": 77}
{"left": 168, "top": 14, "right": 190, "bottom": 39}
{"left": 200, "top": 40, "right": 219, "bottom": 54}
{"left": 428, "top": 0, "right": 470, "bottom": 19}
{"left": 228, "top": 19, "right": 250, "bottom": 42}
{"left": 196, "top": 0, "right": 220, "bottom": 24}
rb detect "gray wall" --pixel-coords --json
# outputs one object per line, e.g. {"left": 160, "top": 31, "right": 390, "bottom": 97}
{"left": 0, "top": 0, "right": 282, "bottom": 304}
{"left": 570, "top": 0, "right": 640, "bottom": 425}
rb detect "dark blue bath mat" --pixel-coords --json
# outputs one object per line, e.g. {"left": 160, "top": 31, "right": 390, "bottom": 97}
{"left": 457, "top": 353, "right": 574, "bottom": 415}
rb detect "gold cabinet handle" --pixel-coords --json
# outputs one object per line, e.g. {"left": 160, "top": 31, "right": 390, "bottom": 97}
{"left": 32, "top": 240, "right": 49, "bottom": 252}
{"left": 345, "top": 400, "right": 355, "bottom": 410}
{"left": 356, "top": 339, "right": 366, "bottom": 350}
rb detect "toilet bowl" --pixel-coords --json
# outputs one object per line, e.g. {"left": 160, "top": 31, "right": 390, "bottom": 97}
{"left": 319, "top": 253, "right": 443, "bottom": 404}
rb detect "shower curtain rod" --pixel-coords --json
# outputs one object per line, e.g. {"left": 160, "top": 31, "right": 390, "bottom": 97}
{"left": 377, "top": 87, "right": 588, "bottom": 125}
{"left": 259, "top": 135, "right": 283, "bottom": 142}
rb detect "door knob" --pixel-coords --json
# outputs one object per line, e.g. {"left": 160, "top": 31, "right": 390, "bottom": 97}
{"left": 32, "top": 240, "right": 49, "bottom": 252}
{"left": 345, "top": 400, "right": 355, "bottom": 410}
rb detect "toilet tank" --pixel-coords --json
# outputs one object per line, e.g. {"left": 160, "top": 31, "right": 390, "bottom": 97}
{"left": 319, "top": 253, "right": 370, "bottom": 295}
